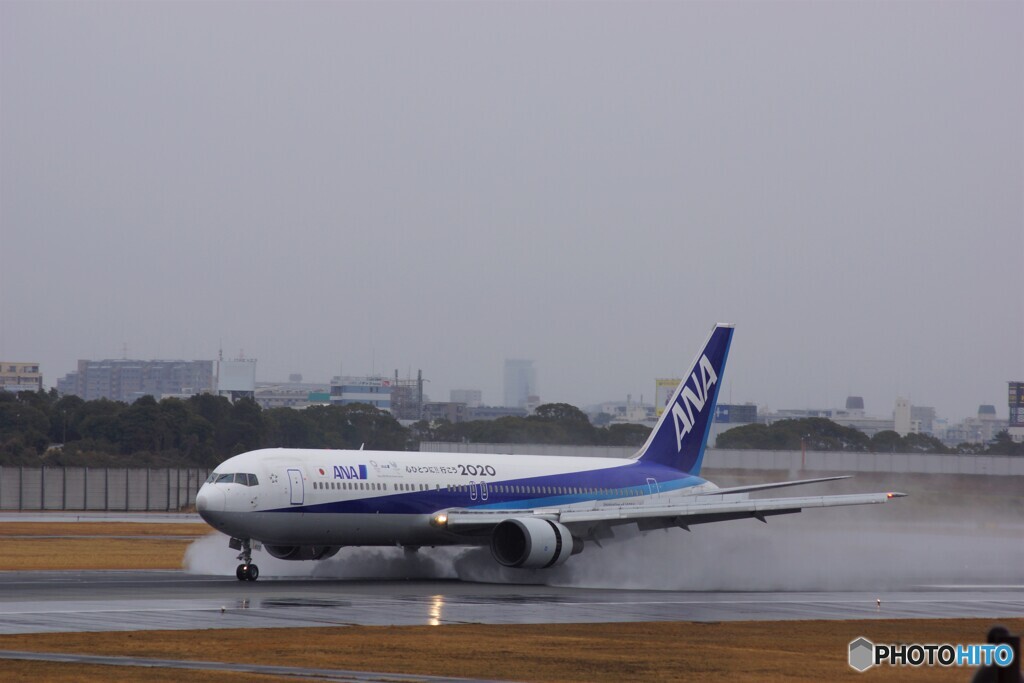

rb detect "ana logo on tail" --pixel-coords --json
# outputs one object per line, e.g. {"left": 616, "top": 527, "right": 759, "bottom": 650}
{"left": 671, "top": 354, "right": 718, "bottom": 451}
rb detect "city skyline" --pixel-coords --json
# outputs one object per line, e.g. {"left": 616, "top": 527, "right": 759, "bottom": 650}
{"left": 33, "top": 350, "right": 1018, "bottom": 425}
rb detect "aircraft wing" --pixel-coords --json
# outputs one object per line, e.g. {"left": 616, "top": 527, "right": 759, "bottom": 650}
{"left": 440, "top": 490, "right": 906, "bottom": 538}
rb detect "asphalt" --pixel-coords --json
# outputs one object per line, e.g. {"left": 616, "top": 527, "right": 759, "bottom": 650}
{"left": 0, "top": 570, "right": 1021, "bottom": 635}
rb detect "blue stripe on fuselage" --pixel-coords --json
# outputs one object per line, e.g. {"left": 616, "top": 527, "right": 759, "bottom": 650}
{"left": 264, "top": 462, "right": 708, "bottom": 516}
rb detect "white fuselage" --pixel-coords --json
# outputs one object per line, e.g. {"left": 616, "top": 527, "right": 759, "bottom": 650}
{"left": 196, "top": 447, "right": 713, "bottom": 548}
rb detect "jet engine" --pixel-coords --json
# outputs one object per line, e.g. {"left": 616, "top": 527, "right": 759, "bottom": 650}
{"left": 263, "top": 545, "right": 342, "bottom": 561}
{"left": 489, "top": 517, "right": 583, "bottom": 569}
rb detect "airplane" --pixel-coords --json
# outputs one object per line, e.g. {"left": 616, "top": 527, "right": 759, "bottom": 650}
{"left": 196, "top": 323, "right": 905, "bottom": 581}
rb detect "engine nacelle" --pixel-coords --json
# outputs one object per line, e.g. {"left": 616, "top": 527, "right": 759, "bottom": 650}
{"left": 490, "top": 517, "right": 582, "bottom": 569}
{"left": 263, "top": 545, "right": 342, "bottom": 561}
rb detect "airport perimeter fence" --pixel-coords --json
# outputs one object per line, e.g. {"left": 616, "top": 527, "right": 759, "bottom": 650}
{"left": 420, "top": 443, "right": 1024, "bottom": 477}
{"left": 0, "top": 467, "right": 211, "bottom": 511}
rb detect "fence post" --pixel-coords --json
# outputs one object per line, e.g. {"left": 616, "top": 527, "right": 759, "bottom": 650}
{"left": 124, "top": 468, "right": 129, "bottom": 511}
{"left": 62, "top": 466, "right": 67, "bottom": 511}
{"left": 104, "top": 468, "right": 109, "bottom": 511}
{"left": 145, "top": 469, "right": 151, "bottom": 511}
{"left": 40, "top": 467, "right": 45, "bottom": 510}
{"left": 18, "top": 467, "right": 23, "bottom": 511}
{"left": 166, "top": 467, "right": 171, "bottom": 511}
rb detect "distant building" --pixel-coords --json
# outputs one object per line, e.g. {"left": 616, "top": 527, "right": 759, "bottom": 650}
{"left": 1010, "top": 381, "right": 1024, "bottom": 443}
{"left": 761, "top": 397, "right": 895, "bottom": 437}
{"left": 715, "top": 403, "right": 758, "bottom": 424}
{"left": 596, "top": 397, "right": 656, "bottom": 427}
{"left": 254, "top": 382, "right": 330, "bottom": 409}
{"left": 57, "top": 359, "right": 214, "bottom": 403}
{"left": 893, "top": 397, "right": 913, "bottom": 436}
{"left": 911, "top": 406, "right": 937, "bottom": 435}
{"left": 709, "top": 403, "right": 758, "bottom": 447}
{"left": 389, "top": 371, "right": 425, "bottom": 420}
{"left": 654, "top": 379, "right": 680, "bottom": 417}
{"left": 942, "top": 404, "right": 1008, "bottom": 445}
{"left": 330, "top": 376, "right": 392, "bottom": 411}
{"left": 422, "top": 401, "right": 468, "bottom": 423}
{"left": 466, "top": 406, "right": 529, "bottom": 421}
{"left": 450, "top": 389, "right": 482, "bottom": 408}
{"left": 217, "top": 359, "right": 256, "bottom": 403}
{"left": 0, "top": 362, "right": 42, "bottom": 393}
{"left": 503, "top": 359, "right": 536, "bottom": 408}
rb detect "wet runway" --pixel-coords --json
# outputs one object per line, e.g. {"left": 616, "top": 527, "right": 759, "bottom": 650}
{"left": 0, "top": 570, "right": 1021, "bottom": 634}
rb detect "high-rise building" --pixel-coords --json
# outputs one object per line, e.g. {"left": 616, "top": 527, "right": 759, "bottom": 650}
{"left": 893, "top": 397, "right": 912, "bottom": 436}
{"left": 503, "top": 359, "right": 536, "bottom": 408}
{"left": 57, "top": 359, "right": 214, "bottom": 402}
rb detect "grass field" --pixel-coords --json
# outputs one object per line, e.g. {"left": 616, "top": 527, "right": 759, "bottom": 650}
{"left": 0, "top": 519, "right": 1019, "bottom": 682}
{"left": 0, "top": 522, "right": 208, "bottom": 570}
{"left": 1, "top": 619, "right": 1022, "bottom": 682}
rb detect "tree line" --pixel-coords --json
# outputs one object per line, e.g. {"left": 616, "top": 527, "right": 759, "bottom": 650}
{"left": 0, "top": 392, "right": 651, "bottom": 467}
{"left": 716, "top": 417, "right": 1023, "bottom": 456}
{"left": 3, "top": 392, "right": 1018, "bottom": 467}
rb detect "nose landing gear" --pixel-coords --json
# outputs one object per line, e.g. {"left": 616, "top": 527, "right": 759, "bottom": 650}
{"left": 236, "top": 563, "right": 259, "bottom": 581}
{"left": 233, "top": 538, "right": 259, "bottom": 581}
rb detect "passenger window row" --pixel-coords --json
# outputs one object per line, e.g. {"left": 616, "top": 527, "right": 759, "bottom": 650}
{"left": 314, "top": 481, "right": 385, "bottom": 491}
{"left": 446, "top": 483, "right": 638, "bottom": 497}
{"left": 306, "top": 479, "right": 640, "bottom": 498}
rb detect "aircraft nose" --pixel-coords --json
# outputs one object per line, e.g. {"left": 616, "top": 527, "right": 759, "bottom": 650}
{"left": 196, "top": 485, "right": 225, "bottom": 521}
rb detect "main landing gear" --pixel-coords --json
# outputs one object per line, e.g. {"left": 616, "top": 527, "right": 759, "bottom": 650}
{"left": 234, "top": 538, "right": 259, "bottom": 582}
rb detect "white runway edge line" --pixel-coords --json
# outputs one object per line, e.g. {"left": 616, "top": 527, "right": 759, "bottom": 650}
{"left": 0, "top": 650, "right": 502, "bottom": 683}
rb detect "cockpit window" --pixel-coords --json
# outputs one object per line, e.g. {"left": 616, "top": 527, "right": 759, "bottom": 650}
{"left": 210, "top": 472, "right": 259, "bottom": 486}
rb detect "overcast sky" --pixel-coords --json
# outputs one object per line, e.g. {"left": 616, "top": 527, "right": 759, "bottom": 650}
{"left": 1, "top": 1, "right": 1021, "bottom": 422}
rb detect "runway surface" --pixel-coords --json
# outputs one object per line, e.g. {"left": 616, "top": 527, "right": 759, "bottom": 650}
{"left": 0, "top": 570, "right": 1021, "bottom": 634}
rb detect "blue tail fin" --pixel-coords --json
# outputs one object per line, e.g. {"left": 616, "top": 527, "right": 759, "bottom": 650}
{"left": 634, "top": 324, "right": 734, "bottom": 474}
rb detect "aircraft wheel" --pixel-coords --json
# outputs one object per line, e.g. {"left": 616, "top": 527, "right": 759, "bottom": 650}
{"left": 236, "top": 564, "right": 248, "bottom": 581}
{"left": 248, "top": 564, "right": 259, "bottom": 581}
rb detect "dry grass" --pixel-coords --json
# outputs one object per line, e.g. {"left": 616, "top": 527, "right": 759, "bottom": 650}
{"left": 0, "top": 521, "right": 208, "bottom": 570}
{"left": 0, "top": 537, "right": 196, "bottom": 570}
{"left": 0, "top": 522, "right": 209, "bottom": 537}
{"left": 1, "top": 619, "right": 1022, "bottom": 682}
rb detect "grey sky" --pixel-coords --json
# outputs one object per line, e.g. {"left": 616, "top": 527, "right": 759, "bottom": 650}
{"left": 1, "top": 1, "right": 1021, "bottom": 422}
